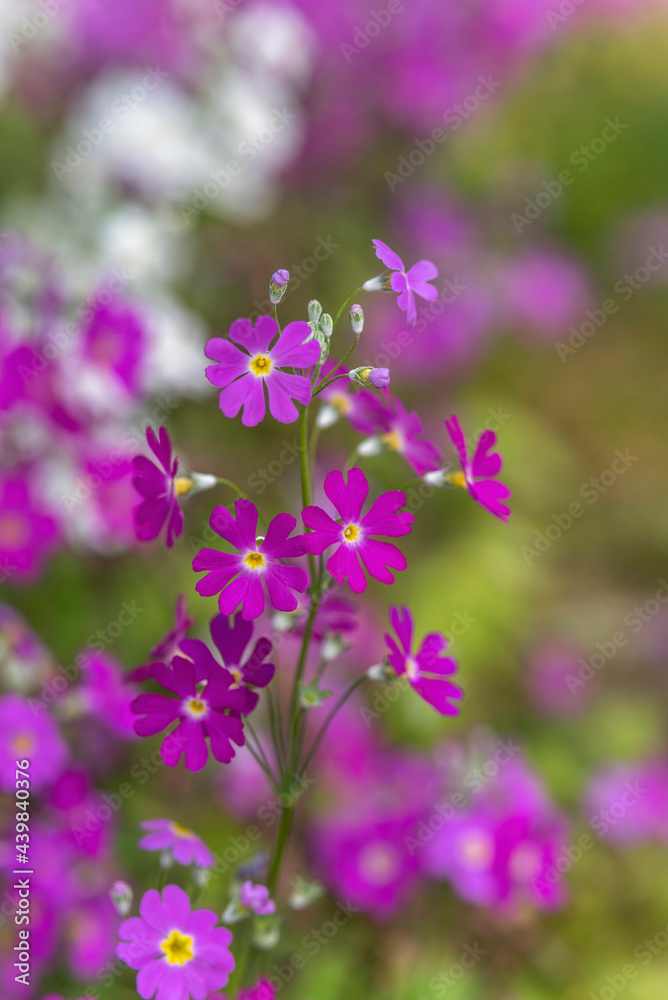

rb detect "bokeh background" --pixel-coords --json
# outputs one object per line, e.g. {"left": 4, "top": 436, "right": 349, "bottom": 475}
{"left": 1, "top": 1, "right": 668, "bottom": 998}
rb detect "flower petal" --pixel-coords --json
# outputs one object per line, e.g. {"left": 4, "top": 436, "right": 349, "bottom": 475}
{"left": 372, "top": 239, "right": 405, "bottom": 272}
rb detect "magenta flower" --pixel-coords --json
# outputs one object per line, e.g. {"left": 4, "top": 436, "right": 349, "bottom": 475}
{"left": 302, "top": 468, "right": 414, "bottom": 594}
{"left": 0, "top": 475, "right": 59, "bottom": 582}
{"left": 358, "top": 393, "right": 443, "bottom": 476}
{"left": 206, "top": 613, "right": 275, "bottom": 714}
{"left": 445, "top": 415, "right": 511, "bottom": 522}
{"left": 0, "top": 694, "right": 67, "bottom": 792}
{"left": 239, "top": 881, "right": 276, "bottom": 916}
{"left": 131, "top": 657, "right": 247, "bottom": 771}
{"left": 139, "top": 819, "right": 214, "bottom": 868}
{"left": 116, "top": 884, "right": 235, "bottom": 1000}
{"left": 77, "top": 652, "right": 138, "bottom": 739}
{"left": 385, "top": 606, "right": 463, "bottom": 716}
{"left": 238, "top": 981, "right": 275, "bottom": 1000}
{"left": 205, "top": 316, "right": 321, "bottom": 427}
{"left": 367, "top": 239, "right": 438, "bottom": 325}
{"left": 132, "top": 427, "right": 185, "bottom": 548}
{"left": 193, "top": 498, "right": 308, "bottom": 622}
{"left": 82, "top": 295, "right": 146, "bottom": 395}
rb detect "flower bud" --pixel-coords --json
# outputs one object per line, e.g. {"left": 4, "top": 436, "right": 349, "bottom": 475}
{"left": 269, "top": 269, "right": 290, "bottom": 304}
{"left": 308, "top": 299, "right": 322, "bottom": 323}
{"left": 367, "top": 661, "right": 396, "bottom": 682}
{"left": 362, "top": 273, "right": 393, "bottom": 293}
{"left": 110, "top": 881, "right": 133, "bottom": 917}
{"left": 299, "top": 679, "right": 333, "bottom": 708}
{"left": 319, "top": 313, "right": 333, "bottom": 339}
{"left": 350, "top": 304, "right": 364, "bottom": 334}
{"left": 349, "top": 366, "right": 390, "bottom": 389}
{"left": 289, "top": 877, "right": 324, "bottom": 910}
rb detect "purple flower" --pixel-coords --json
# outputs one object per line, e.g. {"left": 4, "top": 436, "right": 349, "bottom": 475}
{"left": 385, "top": 606, "right": 463, "bottom": 716}
{"left": 358, "top": 393, "right": 443, "bottom": 476}
{"left": 302, "top": 468, "right": 413, "bottom": 594}
{"left": 0, "top": 475, "right": 59, "bottom": 581}
{"left": 238, "top": 980, "right": 276, "bottom": 1000}
{"left": 205, "top": 613, "right": 275, "bottom": 714}
{"left": 192, "top": 498, "right": 308, "bottom": 622}
{"left": 585, "top": 761, "right": 668, "bottom": 844}
{"left": 82, "top": 295, "right": 146, "bottom": 395}
{"left": 131, "top": 657, "right": 247, "bottom": 771}
{"left": 271, "top": 269, "right": 290, "bottom": 287}
{"left": 367, "top": 367, "right": 390, "bottom": 388}
{"left": 116, "top": 884, "right": 235, "bottom": 1000}
{"left": 132, "top": 427, "right": 185, "bottom": 548}
{"left": 77, "top": 652, "right": 138, "bottom": 739}
{"left": 445, "top": 414, "right": 511, "bottom": 522}
{"left": 139, "top": 819, "right": 214, "bottom": 868}
{"left": 239, "top": 880, "right": 276, "bottom": 916}
{"left": 367, "top": 239, "right": 438, "bottom": 325}
{"left": 0, "top": 694, "right": 67, "bottom": 792}
{"left": 205, "top": 316, "right": 321, "bottom": 426}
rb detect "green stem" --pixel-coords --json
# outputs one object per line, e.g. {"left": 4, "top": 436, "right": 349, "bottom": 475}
{"left": 316, "top": 333, "right": 360, "bottom": 393}
{"left": 312, "top": 372, "right": 349, "bottom": 397}
{"left": 215, "top": 477, "right": 248, "bottom": 500}
{"left": 299, "top": 675, "right": 367, "bottom": 778}
{"left": 267, "top": 801, "right": 294, "bottom": 895}
{"left": 332, "top": 285, "right": 363, "bottom": 332}
{"left": 228, "top": 924, "right": 253, "bottom": 995}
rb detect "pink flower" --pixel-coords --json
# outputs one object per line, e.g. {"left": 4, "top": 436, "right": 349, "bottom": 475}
{"left": 357, "top": 392, "right": 443, "bottom": 476}
{"left": 132, "top": 427, "right": 185, "bottom": 548}
{"left": 116, "top": 884, "right": 235, "bottom": 1000}
{"left": 205, "top": 316, "right": 321, "bottom": 427}
{"left": 239, "top": 881, "right": 276, "bottom": 916}
{"left": 367, "top": 239, "right": 438, "bottom": 325}
{"left": 0, "top": 694, "right": 67, "bottom": 792}
{"left": 77, "top": 652, "right": 138, "bottom": 739}
{"left": 238, "top": 980, "right": 276, "bottom": 1000}
{"left": 302, "top": 468, "right": 413, "bottom": 594}
{"left": 131, "top": 657, "right": 247, "bottom": 771}
{"left": 193, "top": 499, "right": 308, "bottom": 622}
{"left": 445, "top": 415, "right": 511, "bottom": 522}
{"left": 385, "top": 606, "right": 463, "bottom": 716}
{"left": 139, "top": 818, "right": 214, "bottom": 868}
{"left": 0, "top": 475, "right": 59, "bottom": 581}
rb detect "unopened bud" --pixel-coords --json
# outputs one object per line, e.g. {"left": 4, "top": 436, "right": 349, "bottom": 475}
{"left": 350, "top": 304, "right": 364, "bottom": 333}
{"left": 110, "top": 881, "right": 133, "bottom": 917}
{"left": 270, "top": 269, "right": 290, "bottom": 304}
{"left": 320, "top": 313, "right": 333, "bottom": 339}
{"left": 362, "top": 273, "right": 393, "bottom": 293}
{"left": 349, "top": 366, "right": 390, "bottom": 389}
{"left": 308, "top": 299, "right": 322, "bottom": 323}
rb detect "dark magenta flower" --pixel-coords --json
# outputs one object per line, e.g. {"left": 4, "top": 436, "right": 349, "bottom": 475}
{"left": 82, "top": 295, "right": 146, "bottom": 396}
{"left": 357, "top": 392, "right": 443, "bottom": 476}
{"left": 193, "top": 498, "right": 308, "bottom": 622}
{"left": 302, "top": 468, "right": 413, "bottom": 594}
{"left": 205, "top": 316, "right": 321, "bottom": 427}
{"left": 366, "top": 239, "right": 438, "bottom": 325}
{"left": 131, "top": 657, "right": 247, "bottom": 771}
{"left": 238, "top": 980, "right": 275, "bottom": 1000}
{"left": 116, "top": 884, "right": 235, "bottom": 1000}
{"left": 138, "top": 819, "right": 214, "bottom": 868}
{"left": 132, "top": 427, "right": 185, "bottom": 548}
{"left": 0, "top": 475, "right": 59, "bottom": 582}
{"left": 384, "top": 606, "right": 462, "bottom": 716}
{"left": 445, "top": 414, "right": 511, "bottom": 522}
{"left": 206, "top": 613, "right": 274, "bottom": 714}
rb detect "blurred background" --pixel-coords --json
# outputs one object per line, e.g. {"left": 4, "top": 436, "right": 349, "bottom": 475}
{"left": 1, "top": 1, "right": 668, "bottom": 998}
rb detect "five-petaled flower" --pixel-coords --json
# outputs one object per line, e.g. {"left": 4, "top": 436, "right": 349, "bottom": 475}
{"left": 445, "top": 414, "right": 511, "bottom": 522}
{"left": 116, "top": 884, "right": 235, "bottom": 1000}
{"left": 132, "top": 427, "right": 186, "bottom": 548}
{"left": 205, "top": 316, "right": 321, "bottom": 427}
{"left": 138, "top": 818, "right": 214, "bottom": 868}
{"left": 131, "top": 656, "right": 247, "bottom": 771}
{"left": 302, "top": 468, "right": 413, "bottom": 594}
{"left": 384, "top": 606, "right": 463, "bottom": 716}
{"left": 366, "top": 239, "right": 439, "bottom": 326}
{"left": 192, "top": 498, "right": 308, "bottom": 621}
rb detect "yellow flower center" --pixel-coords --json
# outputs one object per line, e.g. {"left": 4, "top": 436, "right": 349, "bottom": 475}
{"left": 161, "top": 930, "right": 194, "bottom": 965}
{"left": 169, "top": 822, "right": 195, "bottom": 839}
{"left": 0, "top": 514, "right": 30, "bottom": 550}
{"left": 381, "top": 430, "right": 401, "bottom": 453}
{"left": 174, "top": 476, "right": 194, "bottom": 496}
{"left": 185, "top": 697, "right": 206, "bottom": 717}
{"left": 12, "top": 733, "right": 34, "bottom": 755}
{"left": 405, "top": 656, "right": 420, "bottom": 681}
{"left": 448, "top": 471, "right": 467, "bottom": 489}
{"left": 331, "top": 393, "right": 350, "bottom": 415}
{"left": 243, "top": 551, "right": 265, "bottom": 570}
{"left": 229, "top": 667, "right": 243, "bottom": 687}
{"left": 342, "top": 524, "right": 360, "bottom": 543}
{"left": 249, "top": 354, "right": 273, "bottom": 377}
